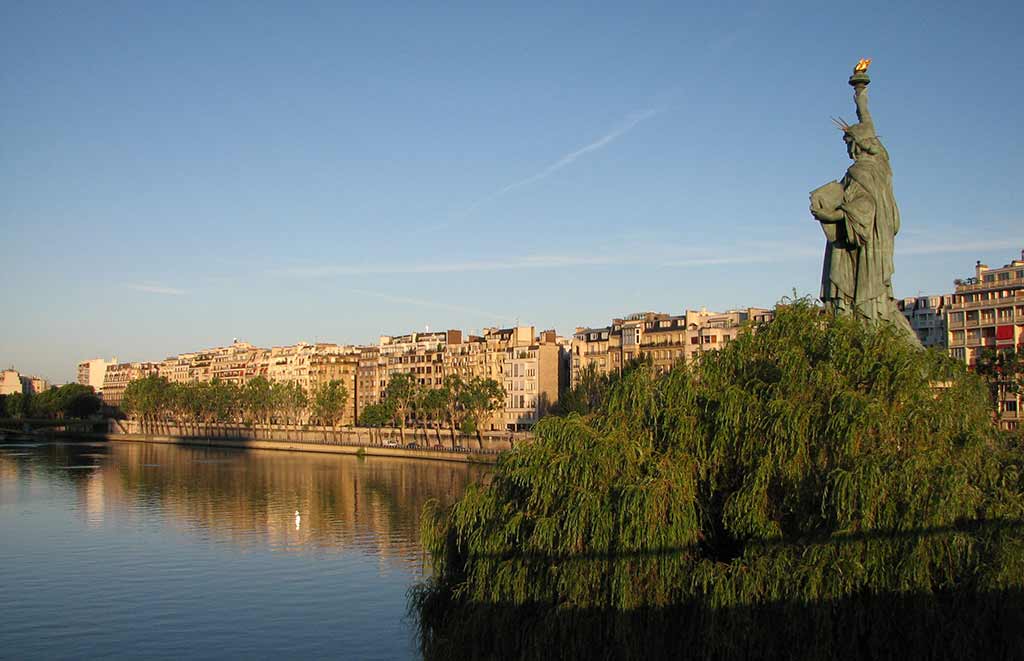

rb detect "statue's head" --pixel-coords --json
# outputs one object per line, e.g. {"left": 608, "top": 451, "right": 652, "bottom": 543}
{"left": 843, "top": 133, "right": 857, "bottom": 160}
{"left": 842, "top": 123, "right": 881, "bottom": 161}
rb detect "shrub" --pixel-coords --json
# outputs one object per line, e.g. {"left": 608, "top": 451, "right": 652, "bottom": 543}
{"left": 411, "top": 301, "right": 1024, "bottom": 660}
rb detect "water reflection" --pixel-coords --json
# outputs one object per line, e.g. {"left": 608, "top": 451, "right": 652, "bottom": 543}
{"left": 0, "top": 441, "right": 484, "bottom": 568}
{"left": 0, "top": 441, "right": 486, "bottom": 660}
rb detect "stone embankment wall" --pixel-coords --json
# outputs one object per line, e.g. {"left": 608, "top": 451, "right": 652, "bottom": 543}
{"left": 108, "top": 420, "right": 530, "bottom": 453}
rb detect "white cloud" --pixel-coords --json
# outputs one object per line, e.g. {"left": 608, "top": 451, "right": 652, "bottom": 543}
{"left": 126, "top": 282, "right": 186, "bottom": 296}
{"left": 272, "top": 254, "right": 626, "bottom": 278}
{"left": 897, "top": 238, "right": 1024, "bottom": 257}
{"left": 347, "top": 288, "right": 507, "bottom": 321}
{"left": 270, "top": 234, "right": 1023, "bottom": 280}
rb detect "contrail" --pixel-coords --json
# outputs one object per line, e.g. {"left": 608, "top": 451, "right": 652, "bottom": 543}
{"left": 496, "top": 108, "right": 664, "bottom": 196}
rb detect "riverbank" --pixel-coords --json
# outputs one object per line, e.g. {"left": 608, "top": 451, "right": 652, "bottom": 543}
{"left": 16, "top": 430, "right": 500, "bottom": 464}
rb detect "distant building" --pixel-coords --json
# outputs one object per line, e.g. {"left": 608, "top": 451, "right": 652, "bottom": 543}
{"left": 946, "top": 251, "right": 1024, "bottom": 365}
{"left": 897, "top": 296, "right": 950, "bottom": 348}
{"left": 356, "top": 325, "right": 568, "bottom": 431}
{"left": 21, "top": 375, "right": 49, "bottom": 395}
{"left": 0, "top": 369, "right": 23, "bottom": 396}
{"left": 101, "top": 362, "right": 159, "bottom": 407}
{"left": 308, "top": 348, "right": 362, "bottom": 426}
{"left": 1, "top": 370, "right": 50, "bottom": 397}
{"left": 571, "top": 307, "right": 773, "bottom": 388}
{"left": 77, "top": 357, "right": 117, "bottom": 393}
{"left": 946, "top": 249, "right": 1024, "bottom": 431}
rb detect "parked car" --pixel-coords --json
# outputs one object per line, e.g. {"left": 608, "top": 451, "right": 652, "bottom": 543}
{"left": 406, "top": 443, "right": 420, "bottom": 449}
{"left": 383, "top": 439, "right": 399, "bottom": 447}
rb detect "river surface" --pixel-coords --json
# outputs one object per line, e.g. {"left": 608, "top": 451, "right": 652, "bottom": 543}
{"left": 0, "top": 440, "right": 485, "bottom": 659}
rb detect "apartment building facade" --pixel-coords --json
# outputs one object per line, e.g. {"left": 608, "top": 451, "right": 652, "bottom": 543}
{"left": 946, "top": 251, "right": 1024, "bottom": 430}
{"left": 1, "top": 370, "right": 24, "bottom": 396}
{"left": 101, "top": 362, "right": 159, "bottom": 407}
{"left": 897, "top": 296, "right": 951, "bottom": 349}
{"left": 308, "top": 349, "right": 361, "bottom": 425}
{"left": 77, "top": 358, "right": 117, "bottom": 393}
{"left": 353, "top": 326, "right": 567, "bottom": 431}
{"left": 1, "top": 370, "right": 51, "bottom": 397}
{"left": 571, "top": 307, "right": 773, "bottom": 387}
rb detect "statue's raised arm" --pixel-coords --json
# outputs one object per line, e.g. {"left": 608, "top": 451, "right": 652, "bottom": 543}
{"left": 850, "top": 58, "right": 874, "bottom": 133}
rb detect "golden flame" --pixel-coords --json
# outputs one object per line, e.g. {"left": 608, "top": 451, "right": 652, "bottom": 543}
{"left": 854, "top": 58, "right": 872, "bottom": 74}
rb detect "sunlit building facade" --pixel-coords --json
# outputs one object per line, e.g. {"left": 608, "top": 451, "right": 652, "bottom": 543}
{"left": 946, "top": 250, "right": 1024, "bottom": 430}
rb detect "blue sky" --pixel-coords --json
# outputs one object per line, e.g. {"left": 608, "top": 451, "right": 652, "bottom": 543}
{"left": 2, "top": 1, "right": 1022, "bottom": 383}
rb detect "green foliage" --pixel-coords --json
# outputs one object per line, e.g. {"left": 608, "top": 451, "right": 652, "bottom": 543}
{"left": 976, "top": 347, "right": 1023, "bottom": 420}
{"left": 552, "top": 357, "right": 651, "bottom": 417}
{"left": 28, "top": 389, "right": 56, "bottom": 418}
{"left": 412, "top": 301, "right": 1024, "bottom": 658}
{"left": 358, "top": 402, "right": 394, "bottom": 428}
{"left": 62, "top": 387, "right": 101, "bottom": 418}
{"left": 273, "top": 380, "right": 308, "bottom": 426}
{"left": 459, "top": 376, "right": 505, "bottom": 439}
{"left": 32, "top": 383, "right": 100, "bottom": 419}
{"left": 312, "top": 379, "right": 348, "bottom": 427}
{"left": 122, "top": 374, "right": 172, "bottom": 421}
{"left": 5, "top": 392, "right": 28, "bottom": 418}
{"left": 420, "top": 387, "right": 448, "bottom": 427}
{"left": 124, "top": 376, "right": 244, "bottom": 425}
{"left": 440, "top": 375, "right": 468, "bottom": 438}
{"left": 242, "top": 376, "right": 274, "bottom": 424}
{"left": 384, "top": 373, "right": 418, "bottom": 430}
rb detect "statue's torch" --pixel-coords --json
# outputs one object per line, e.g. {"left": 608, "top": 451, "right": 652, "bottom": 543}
{"left": 849, "top": 58, "right": 872, "bottom": 90}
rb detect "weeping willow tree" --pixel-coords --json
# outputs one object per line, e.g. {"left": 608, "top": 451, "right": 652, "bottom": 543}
{"left": 411, "top": 301, "right": 1024, "bottom": 660}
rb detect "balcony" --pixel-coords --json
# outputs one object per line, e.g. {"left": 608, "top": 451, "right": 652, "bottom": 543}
{"left": 954, "top": 278, "right": 1023, "bottom": 293}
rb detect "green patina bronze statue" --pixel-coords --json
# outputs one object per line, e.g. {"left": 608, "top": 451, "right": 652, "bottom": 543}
{"left": 810, "top": 60, "right": 919, "bottom": 345}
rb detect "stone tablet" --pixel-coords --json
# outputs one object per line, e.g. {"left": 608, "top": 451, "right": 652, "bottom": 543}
{"left": 810, "top": 180, "right": 843, "bottom": 212}
{"left": 810, "top": 180, "right": 844, "bottom": 242}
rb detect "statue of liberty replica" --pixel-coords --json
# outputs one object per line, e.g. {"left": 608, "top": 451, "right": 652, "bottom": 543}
{"left": 810, "top": 60, "right": 919, "bottom": 345}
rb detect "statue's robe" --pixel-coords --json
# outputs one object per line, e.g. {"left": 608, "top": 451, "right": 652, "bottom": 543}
{"left": 819, "top": 154, "right": 915, "bottom": 337}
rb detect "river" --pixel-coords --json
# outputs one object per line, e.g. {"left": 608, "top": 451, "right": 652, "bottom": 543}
{"left": 0, "top": 440, "right": 485, "bottom": 659}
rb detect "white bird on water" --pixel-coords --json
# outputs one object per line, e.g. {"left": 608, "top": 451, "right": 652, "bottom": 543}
{"left": 295, "top": 510, "right": 301, "bottom": 530}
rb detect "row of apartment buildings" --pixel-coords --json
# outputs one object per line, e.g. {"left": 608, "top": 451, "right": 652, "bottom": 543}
{"left": 75, "top": 250, "right": 1024, "bottom": 432}
{"left": 571, "top": 307, "right": 774, "bottom": 385}
{"left": 82, "top": 307, "right": 772, "bottom": 431}
{"left": 0, "top": 369, "right": 50, "bottom": 397}
{"left": 89, "top": 330, "right": 566, "bottom": 431}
